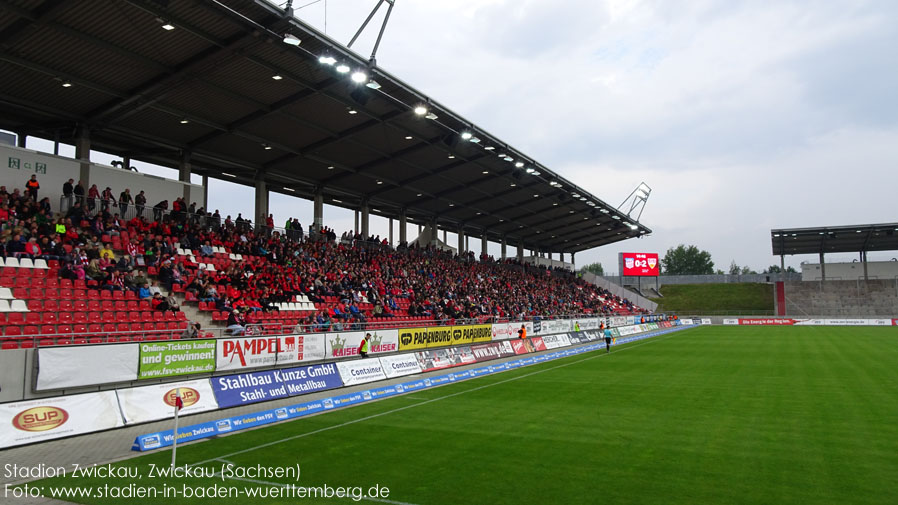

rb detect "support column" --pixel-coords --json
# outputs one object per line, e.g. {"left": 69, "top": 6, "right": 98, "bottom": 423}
{"left": 360, "top": 199, "right": 370, "bottom": 238}
{"left": 122, "top": 156, "right": 131, "bottom": 172}
{"left": 354, "top": 210, "right": 359, "bottom": 234}
{"left": 16, "top": 132, "right": 26, "bottom": 148}
{"left": 389, "top": 218, "right": 393, "bottom": 246}
{"left": 481, "top": 233, "right": 487, "bottom": 258}
{"left": 517, "top": 241, "right": 524, "bottom": 262}
{"left": 74, "top": 125, "right": 91, "bottom": 190}
{"left": 179, "top": 151, "right": 193, "bottom": 203}
{"left": 202, "top": 175, "right": 209, "bottom": 210}
{"left": 465, "top": 235, "right": 469, "bottom": 251}
{"left": 254, "top": 175, "right": 268, "bottom": 230}
{"left": 819, "top": 252, "right": 826, "bottom": 282}
{"left": 457, "top": 226, "right": 464, "bottom": 255}
{"left": 443, "top": 229, "right": 447, "bottom": 244}
{"left": 313, "top": 189, "right": 324, "bottom": 230}
{"left": 501, "top": 237, "right": 507, "bottom": 259}
{"left": 571, "top": 252, "right": 576, "bottom": 269}
{"left": 399, "top": 208, "right": 407, "bottom": 244}
{"left": 862, "top": 251, "right": 868, "bottom": 282}
{"left": 430, "top": 217, "right": 438, "bottom": 246}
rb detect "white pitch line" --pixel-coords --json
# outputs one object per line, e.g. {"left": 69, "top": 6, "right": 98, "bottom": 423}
{"left": 190, "top": 329, "right": 687, "bottom": 468}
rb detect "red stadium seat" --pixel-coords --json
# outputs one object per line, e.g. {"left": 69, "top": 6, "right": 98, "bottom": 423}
{"left": 1, "top": 341, "right": 18, "bottom": 350}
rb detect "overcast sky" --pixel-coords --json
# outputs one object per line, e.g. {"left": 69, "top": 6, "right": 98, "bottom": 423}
{"left": 17, "top": 0, "right": 898, "bottom": 274}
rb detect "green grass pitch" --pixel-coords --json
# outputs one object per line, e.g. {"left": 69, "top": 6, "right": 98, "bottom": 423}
{"left": 23, "top": 326, "right": 898, "bottom": 504}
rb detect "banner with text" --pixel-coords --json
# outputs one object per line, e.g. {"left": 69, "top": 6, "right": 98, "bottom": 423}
{"left": 398, "top": 324, "right": 491, "bottom": 351}
{"left": 212, "top": 363, "right": 342, "bottom": 408}
{"left": 490, "top": 322, "right": 534, "bottom": 341}
{"left": 116, "top": 379, "right": 218, "bottom": 425}
{"left": 216, "top": 334, "right": 326, "bottom": 371}
{"left": 0, "top": 392, "right": 124, "bottom": 449}
{"left": 337, "top": 358, "right": 388, "bottom": 386}
{"left": 138, "top": 341, "right": 215, "bottom": 379}
{"left": 326, "top": 330, "right": 399, "bottom": 359}
{"left": 378, "top": 353, "right": 423, "bottom": 378}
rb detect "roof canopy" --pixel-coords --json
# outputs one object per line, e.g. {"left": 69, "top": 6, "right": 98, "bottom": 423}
{"left": 0, "top": 0, "right": 650, "bottom": 252}
{"left": 771, "top": 223, "right": 898, "bottom": 256}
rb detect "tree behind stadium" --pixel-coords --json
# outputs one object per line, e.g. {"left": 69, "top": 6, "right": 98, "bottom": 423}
{"left": 661, "top": 244, "right": 715, "bottom": 275}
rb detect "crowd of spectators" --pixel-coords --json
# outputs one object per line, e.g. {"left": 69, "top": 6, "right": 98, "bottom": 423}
{"left": 2, "top": 178, "right": 648, "bottom": 336}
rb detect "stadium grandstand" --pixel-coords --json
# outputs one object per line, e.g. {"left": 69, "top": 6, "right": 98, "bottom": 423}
{"left": 0, "top": 0, "right": 652, "bottom": 349}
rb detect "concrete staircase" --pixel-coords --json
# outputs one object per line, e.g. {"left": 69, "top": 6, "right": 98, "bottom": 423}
{"left": 784, "top": 280, "right": 898, "bottom": 316}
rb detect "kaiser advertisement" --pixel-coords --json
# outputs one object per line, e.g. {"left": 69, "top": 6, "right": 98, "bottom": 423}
{"left": 326, "top": 330, "right": 399, "bottom": 358}
{"left": 212, "top": 364, "right": 342, "bottom": 408}
{"left": 138, "top": 341, "right": 216, "bottom": 379}
{"left": 0, "top": 392, "right": 124, "bottom": 448}
{"left": 378, "top": 353, "right": 423, "bottom": 378}
{"left": 116, "top": 379, "right": 218, "bottom": 424}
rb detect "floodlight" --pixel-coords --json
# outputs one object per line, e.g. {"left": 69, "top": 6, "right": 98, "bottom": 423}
{"left": 283, "top": 34, "right": 301, "bottom": 46}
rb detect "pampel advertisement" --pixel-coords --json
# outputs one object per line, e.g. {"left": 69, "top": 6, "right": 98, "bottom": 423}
{"left": 621, "top": 252, "right": 660, "bottom": 277}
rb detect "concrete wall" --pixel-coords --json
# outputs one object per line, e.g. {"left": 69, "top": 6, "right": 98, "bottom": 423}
{"left": 0, "top": 144, "right": 205, "bottom": 211}
{"left": 801, "top": 261, "right": 898, "bottom": 281}
{"left": 639, "top": 273, "right": 801, "bottom": 286}
{"left": 582, "top": 272, "right": 659, "bottom": 311}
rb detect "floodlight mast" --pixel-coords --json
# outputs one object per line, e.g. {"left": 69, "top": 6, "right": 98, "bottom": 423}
{"left": 618, "top": 182, "right": 652, "bottom": 222}
{"left": 347, "top": 0, "right": 396, "bottom": 64}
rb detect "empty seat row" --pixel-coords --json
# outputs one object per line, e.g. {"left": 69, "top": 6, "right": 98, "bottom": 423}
{"left": 0, "top": 257, "right": 50, "bottom": 269}
{"left": 0, "top": 310, "right": 186, "bottom": 325}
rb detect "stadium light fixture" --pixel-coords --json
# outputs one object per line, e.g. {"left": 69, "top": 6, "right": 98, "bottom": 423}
{"left": 61, "top": 81, "right": 72, "bottom": 88}
{"left": 532, "top": 170, "right": 541, "bottom": 176}
{"left": 482, "top": 170, "right": 489, "bottom": 174}
{"left": 222, "top": 172, "right": 237, "bottom": 178}
{"left": 405, "top": 135, "right": 413, "bottom": 140}
{"left": 333, "top": 199, "right": 343, "bottom": 203}
{"left": 460, "top": 131, "right": 473, "bottom": 140}
{"left": 425, "top": 111, "right": 438, "bottom": 120}
{"left": 336, "top": 64, "right": 351, "bottom": 74}
{"left": 283, "top": 34, "right": 301, "bottom": 46}
{"left": 571, "top": 193, "right": 580, "bottom": 198}
{"left": 525, "top": 168, "right": 535, "bottom": 174}
{"left": 515, "top": 161, "right": 524, "bottom": 168}
{"left": 327, "top": 165, "right": 334, "bottom": 170}
{"left": 579, "top": 197, "right": 587, "bottom": 201}
{"left": 376, "top": 180, "right": 383, "bottom": 185}
{"left": 347, "top": 108, "right": 358, "bottom": 114}
{"left": 448, "top": 154, "right": 455, "bottom": 159}
{"left": 365, "top": 80, "right": 382, "bottom": 89}
{"left": 413, "top": 105, "right": 428, "bottom": 116}
{"left": 553, "top": 203, "right": 558, "bottom": 206}
{"left": 510, "top": 183, "right": 516, "bottom": 187}
{"left": 351, "top": 70, "right": 368, "bottom": 83}
{"left": 161, "top": 23, "right": 175, "bottom": 31}
{"left": 319, "top": 55, "right": 337, "bottom": 65}
{"left": 263, "top": 144, "right": 272, "bottom": 150}
{"left": 612, "top": 215, "right": 621, "bottom": 220}
{"left": 469, "top": 136, "right": 481, "bottom": 143}
{"left": 484, "top": 146, "right": 495, "bottom": 151}
{"left": 283, "top": 187, "right": 296, "bottom": 192}
{"left": 503, "top": 156, "right": 514, "bottom": 162}
{"left": 179, "top": 118, "right": 189, "bottom": 124}
{"left": 600, "top": 208, "right": 610, "bottom": 214}
{"left": 272, "top": 75, "right": 283, "bottom": 80}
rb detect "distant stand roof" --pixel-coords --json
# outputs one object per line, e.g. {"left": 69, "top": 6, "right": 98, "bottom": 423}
{"left": 0, "top": 0, "right": 650, "bottom": 253}
{"left": 771, "top": 223, "right": 898, "bottom": 256}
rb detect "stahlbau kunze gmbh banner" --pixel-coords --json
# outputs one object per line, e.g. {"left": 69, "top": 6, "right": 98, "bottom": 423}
{"left": 212, "top": 363, "right": 342, "bottom": 408}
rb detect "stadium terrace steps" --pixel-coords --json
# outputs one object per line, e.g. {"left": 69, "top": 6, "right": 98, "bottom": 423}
{"left": 783, "top": 280, "right": 898, "bottom": 316}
